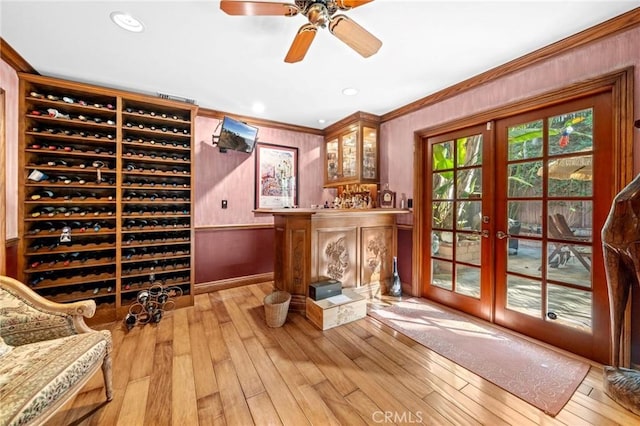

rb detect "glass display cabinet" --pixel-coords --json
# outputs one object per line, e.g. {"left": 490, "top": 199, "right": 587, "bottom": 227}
{"left": 324, "top": 112, "right": 380, "bottom": 187}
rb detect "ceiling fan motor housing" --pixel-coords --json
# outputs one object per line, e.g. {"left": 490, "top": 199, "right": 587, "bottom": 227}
{"left": 296, "top": 1, "right": 339, "bottom": 24}
{"left": 307, "top": 3, "right": 330, "bottom": 27}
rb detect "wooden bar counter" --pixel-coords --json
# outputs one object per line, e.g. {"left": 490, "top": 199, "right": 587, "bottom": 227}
{"left": 259, "top": 208, "right": 408, "bottom": 314}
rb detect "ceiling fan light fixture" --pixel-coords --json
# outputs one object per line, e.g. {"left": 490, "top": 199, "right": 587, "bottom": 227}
{"left": 110, "top": 11, "right": 144, "bottom": 33}
{"left": 342, "top": 87, "right": 359, "bottom": 96}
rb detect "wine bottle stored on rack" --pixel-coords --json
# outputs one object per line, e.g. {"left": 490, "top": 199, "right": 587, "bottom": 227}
{"left": 389, "top": 256, "right": 402, "bottom": 297}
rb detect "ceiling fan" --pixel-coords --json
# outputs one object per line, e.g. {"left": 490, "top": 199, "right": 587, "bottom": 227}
{"left": 220, "top": 0, "right": 382, "bottom": 63}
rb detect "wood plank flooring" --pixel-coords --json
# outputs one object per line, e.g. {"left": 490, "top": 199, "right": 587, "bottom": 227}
{"left": 48, "top": 282, "right": 640, "bottom": 425}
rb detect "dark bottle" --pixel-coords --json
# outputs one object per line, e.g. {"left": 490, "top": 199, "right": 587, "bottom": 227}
{"left": 64, "top": 252, "right": 80, "bottom": 266}
{"left": 29, "top": 275, "right": 46, "bottom": 286}
{"left": 30, "top": 239, "right": 48, "bottom": 251}
{"left": 31, "top": 206, "right": 55, "bottom": 217}
{"left": 31, "top": 190, "right": 55, "bottom": 200}
{"left": 47, "top": 159, "right": 68, "bottom": 167}
{"left": 124, "top": 248, "right": 136, "bottom": 259}
{"left": 389, "top": 256, "right": 402, "bottom": 297}
{"left": 125, "top": 313, "right": 137, "bottom": 330}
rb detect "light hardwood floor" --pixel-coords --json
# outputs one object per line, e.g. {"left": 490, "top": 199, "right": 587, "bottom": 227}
{"left": 49, "top": 282, "right": 640, "bottom": 425}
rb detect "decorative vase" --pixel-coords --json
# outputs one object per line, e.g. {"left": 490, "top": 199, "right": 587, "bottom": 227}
{"left": 389, "top": 256, "right": 402, "bottom": 297}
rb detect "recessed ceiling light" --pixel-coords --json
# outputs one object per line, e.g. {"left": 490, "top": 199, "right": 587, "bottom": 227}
{"left": 110, "top": 11, "right": 144, "bottom": 33}
{"left": 318, "top": 119, "right": 326, "bottom": 124}
{"left": 252, "top": 102, "right": 265, "bottom": 114}
{"left": 342, "top": 87, "right": 359, "bottom": 96}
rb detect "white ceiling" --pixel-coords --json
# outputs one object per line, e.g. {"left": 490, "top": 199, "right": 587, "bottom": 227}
{"left": 1, "top": 1, "right": 638, "bottom": 129}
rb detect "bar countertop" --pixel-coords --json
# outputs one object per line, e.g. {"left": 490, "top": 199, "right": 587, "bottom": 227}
{"left": 254, "top": 208, "right": 410, "bottom": 215}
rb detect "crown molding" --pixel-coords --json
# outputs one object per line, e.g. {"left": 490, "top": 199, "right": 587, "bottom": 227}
{"left": 198, "top": 107, "right": 324, "bottom": 136}
{"left": 381, "top": 7, "right": 640, "bottom": 123}
{"left": 0, "top": 38, "right": 37, "bottom": 74}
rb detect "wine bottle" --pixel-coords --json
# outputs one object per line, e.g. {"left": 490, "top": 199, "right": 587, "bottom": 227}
{"left": 29, "top": 275, "right": 45, "bottom": 286}
{"left": 124, "top": 248, "right": 136, "bottom": 259}
{"left": 31, "top": 190, "right": 55, "bottom": 200}
{"left": 47, "top": 159, "right": 68, "bottom": 167}
{"left": 389, "top": 256, "right": 402, "bottom": 297}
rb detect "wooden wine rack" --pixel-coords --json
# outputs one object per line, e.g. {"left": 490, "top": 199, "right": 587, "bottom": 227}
{"left": 17, "top": 73, "right": 196, "bottom": 324}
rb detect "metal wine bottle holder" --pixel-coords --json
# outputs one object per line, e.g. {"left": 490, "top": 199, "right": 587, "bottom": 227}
{"left": 123, "top": 284, "right": 182, "bottom": 330}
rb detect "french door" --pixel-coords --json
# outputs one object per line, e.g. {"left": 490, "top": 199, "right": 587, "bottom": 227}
{"left": 424, "top": 92, "right": 614, "bottom": 363}
{"left": 424, "top": 124, "right": 494, "bottom": 320}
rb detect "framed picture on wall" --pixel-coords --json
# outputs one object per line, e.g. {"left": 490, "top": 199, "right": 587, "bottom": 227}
{"left": 255, "top": 143, "right": 298, "bottom": 209}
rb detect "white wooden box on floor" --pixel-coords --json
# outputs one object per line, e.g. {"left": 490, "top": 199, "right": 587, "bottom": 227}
{"left": 305, "top": 289, "right": 366, "bottom": 330}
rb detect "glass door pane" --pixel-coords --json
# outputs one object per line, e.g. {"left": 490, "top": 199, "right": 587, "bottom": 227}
{"left": 428, "top": 129, "right": 489, "bottom": 317}
{"left": 326, "top": 139, "right": 339, "bottom": 181}
{"left": 362, "top": 126, "right": 377, "bottom": 179}
{"left": 341, "top": 131, "right": 357, "bottom": 179}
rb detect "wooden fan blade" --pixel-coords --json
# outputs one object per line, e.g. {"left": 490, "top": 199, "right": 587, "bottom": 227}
{"left": 328, "top": 15, "right": 382, "bottom": 58}
{"left": 220, "top": 1, "right": 298, "bottom": 16}
{"left": 285, "top": 24, "right": 317, "bottom": 63}
{"left": 335, "top": 0, "right": 374, "bottom": 10}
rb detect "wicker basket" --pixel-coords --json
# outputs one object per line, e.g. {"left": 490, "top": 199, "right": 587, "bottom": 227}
{"left": 263, "top": 291, "right": 291, "bottom": 328}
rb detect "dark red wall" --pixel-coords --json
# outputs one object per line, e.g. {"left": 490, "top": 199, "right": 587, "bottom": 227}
{"left": 397, "top": 228, "right": 413, "bottom": 289}
{"left": 4, "top": 242, "right": 18, "bottom": 279}
{"left": 194, "top": 227, "right": 274, "bottom": 283}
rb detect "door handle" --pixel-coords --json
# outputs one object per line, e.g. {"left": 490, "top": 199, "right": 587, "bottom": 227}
{"left": 496, "top": 231, "right": 508, "bottom": 239}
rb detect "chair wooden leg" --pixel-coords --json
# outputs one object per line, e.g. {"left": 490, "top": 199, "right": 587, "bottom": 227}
{"left": 102, "top": 352, "right": 114, "bottom": 401}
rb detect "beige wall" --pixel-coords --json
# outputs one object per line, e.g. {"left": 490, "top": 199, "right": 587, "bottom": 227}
{"left": 0, "top": 58, "right": 18, "bottom": 240}
{"left": 382, "top": 26, "right": 640, "bottom": 226}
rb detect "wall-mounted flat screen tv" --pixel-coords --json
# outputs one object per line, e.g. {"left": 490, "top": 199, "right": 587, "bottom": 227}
{"left": 217, "top": 116, "right": 258, "bottom": 153}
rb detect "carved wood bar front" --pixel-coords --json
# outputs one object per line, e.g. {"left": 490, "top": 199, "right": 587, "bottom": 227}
{"left": 268, "top": 209, "right": 407, "bottom": 314}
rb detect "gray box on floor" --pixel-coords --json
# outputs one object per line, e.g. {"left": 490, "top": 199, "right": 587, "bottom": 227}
{"left": 308, "top": 279, "right": 342, "bottom": 301}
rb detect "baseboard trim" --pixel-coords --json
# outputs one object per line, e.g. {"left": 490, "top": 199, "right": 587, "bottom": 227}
{"left": 195, "top": 272, "right": 274, "bottom": 294}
